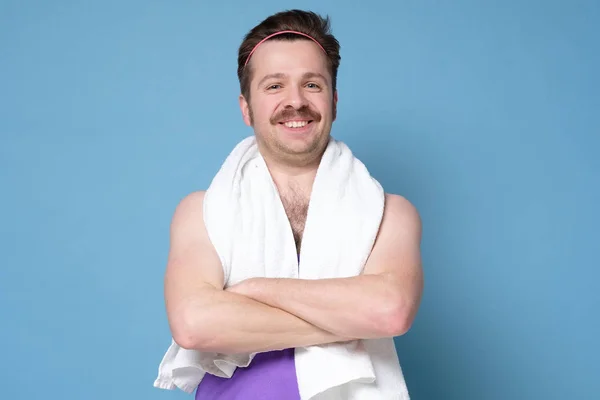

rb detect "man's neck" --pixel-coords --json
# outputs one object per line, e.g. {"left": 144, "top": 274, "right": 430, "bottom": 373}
{"left": 265, "top": 158, "right": 319, "bottom": 194}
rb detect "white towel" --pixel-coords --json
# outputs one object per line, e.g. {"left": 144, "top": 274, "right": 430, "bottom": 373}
{"left": 154, "top": 135, "right": 410, "bottom": 399}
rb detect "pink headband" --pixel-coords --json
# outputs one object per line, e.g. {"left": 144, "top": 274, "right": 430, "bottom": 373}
{"left": 244, "top": 30, "right": 326, "bottom": 67}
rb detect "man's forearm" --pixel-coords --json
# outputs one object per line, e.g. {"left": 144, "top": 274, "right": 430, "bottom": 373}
{"left": 229, "top": 274, "right": 406, "bottom": 339}
{"left": 177, "top": 288, "right": 352, "bottom": 354}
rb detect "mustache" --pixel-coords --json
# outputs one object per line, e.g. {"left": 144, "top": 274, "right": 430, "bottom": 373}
{"left": 270, "top": 106, "right": 321, "bottom": 124}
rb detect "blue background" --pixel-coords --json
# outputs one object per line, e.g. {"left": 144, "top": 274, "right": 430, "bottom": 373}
{"left": 1, "top": 1, "right": 598, "bottom": 399}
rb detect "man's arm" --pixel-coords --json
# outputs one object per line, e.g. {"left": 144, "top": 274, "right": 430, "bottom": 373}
{"left": 164, "top": 191, "right": 352, "bottom": 355}
{"left": 228, "top": 194, "right": 424, "bottom": 339}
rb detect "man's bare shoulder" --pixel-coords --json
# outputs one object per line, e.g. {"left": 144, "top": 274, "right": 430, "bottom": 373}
{"left": 168, "top": 190, "right": 215, "bottom": 264}
{"left": 383, "top": 193, "right": 421, "bottom": 229}
{"left": 170, "top": 190, "right": 206, "bottom": 228}
{"left": 166, "top": 189, "right": 224, "bottom": 291}
{"left": 376, "top": 193, "right": 422, "bottom": 251}
{"left": 363, "top": 193, "right": 422, "bottom": 276}
{"left": 174, "top": 190, "right": 206, "bottom": 212}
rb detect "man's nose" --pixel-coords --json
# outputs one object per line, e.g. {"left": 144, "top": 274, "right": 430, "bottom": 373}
{"left": 284, "top": 85, "right": 308, "bottom": 109}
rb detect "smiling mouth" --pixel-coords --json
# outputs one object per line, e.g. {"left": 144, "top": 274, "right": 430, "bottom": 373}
{"left": 279, "top": 120, "right": 313, "bottom": 128}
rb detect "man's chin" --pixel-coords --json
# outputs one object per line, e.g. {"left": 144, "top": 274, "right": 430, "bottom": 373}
{"left": 278, "top": 135, "right": 327, "bottom": 159}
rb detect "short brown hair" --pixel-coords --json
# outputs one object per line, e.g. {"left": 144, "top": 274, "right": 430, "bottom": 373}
{"left": 237, "top": 10, "right": 341, "bottom": 101}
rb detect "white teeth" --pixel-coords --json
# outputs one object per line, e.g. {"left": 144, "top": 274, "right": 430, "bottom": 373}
{"left": 284, "top": 121, "right": 308, "bottom": 128}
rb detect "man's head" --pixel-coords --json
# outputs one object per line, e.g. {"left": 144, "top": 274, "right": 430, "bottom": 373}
{"left": 237, "top": 10, "right": 341, "bottom": 167}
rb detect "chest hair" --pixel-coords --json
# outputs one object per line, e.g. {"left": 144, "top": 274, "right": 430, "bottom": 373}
{"left": 280, "top": 186, "right": 309, "bottom": 254}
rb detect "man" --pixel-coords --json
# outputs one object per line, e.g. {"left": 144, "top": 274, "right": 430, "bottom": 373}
{"left": 163, "top": 9, "right": 423, "bottom": 399}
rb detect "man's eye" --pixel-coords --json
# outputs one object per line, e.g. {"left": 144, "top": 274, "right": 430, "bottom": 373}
{"left": 268, "top": 84, "right": 281, "bottom": 90}
{"left": 306, "top": 82, "right": 320, "bottom": 89}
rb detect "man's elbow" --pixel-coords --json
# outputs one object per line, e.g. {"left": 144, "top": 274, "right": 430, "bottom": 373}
{"left": 170, "top": 307, "right": 216, "bottom": 351}
{"left": 172, "top": 325, "right": 203, "bottom": 350}
{"left": 383, "top": 312, "right": 413, "bottom": 337}
{"left": 378, "top": 300, "right": 416, "bottom": 337}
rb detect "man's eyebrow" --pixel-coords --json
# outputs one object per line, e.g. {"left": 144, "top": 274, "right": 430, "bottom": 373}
{"left": 303, "top": 72, "right": 328, "bottom": 82}
{"left": 257, "top": 73, "right": 286, "bottom": 88}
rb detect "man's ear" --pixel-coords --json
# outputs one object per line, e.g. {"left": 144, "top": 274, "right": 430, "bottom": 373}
{"left": 239, "top": 94, "right": 252, "bottom": 126}
{"left": 332, "top": 90, "right": 338, "bottom": 121}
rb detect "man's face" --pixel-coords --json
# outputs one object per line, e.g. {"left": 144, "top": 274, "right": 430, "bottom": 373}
{"left": 239, "top": 39, "right": 337, "bottom": 166}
